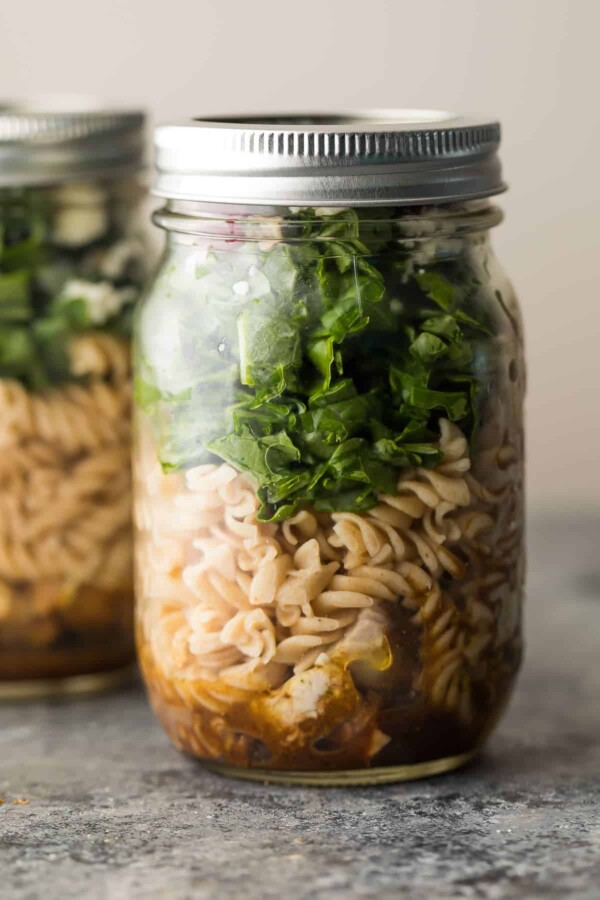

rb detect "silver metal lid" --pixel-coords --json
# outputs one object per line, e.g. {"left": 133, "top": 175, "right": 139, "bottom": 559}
{"left": 0, "top": 96, "right": 145, "bottom": 187}
{"left": 153, "top": 110, "right": 505, "bottom": 207}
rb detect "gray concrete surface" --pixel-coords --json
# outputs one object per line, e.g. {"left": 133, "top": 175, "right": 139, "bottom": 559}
{"left": 1, "top": 515, "right": 599, "bottom": 899}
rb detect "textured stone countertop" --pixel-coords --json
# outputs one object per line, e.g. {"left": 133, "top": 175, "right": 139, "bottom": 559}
{"left": 1, "top": 516, "right": 600, "bottom": 900}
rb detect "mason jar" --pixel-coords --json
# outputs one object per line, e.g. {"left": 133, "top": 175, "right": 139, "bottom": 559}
{"left": 134, "top": 113, "right": 525, "bottom": 783}
{"left": 0, "top": 101, "right": 147, "bottom": 697}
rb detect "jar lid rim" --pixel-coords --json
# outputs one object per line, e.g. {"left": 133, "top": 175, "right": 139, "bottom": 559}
{"left": 0, "top": 96, "right": 146, "bottom": 186}
{"left": 153, "top": 110, "right": 505, "bottom": 206}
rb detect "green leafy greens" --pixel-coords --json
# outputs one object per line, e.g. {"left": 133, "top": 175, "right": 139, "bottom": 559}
{"left": 0, "top": 187, "right": 142, "bottom": 390}
{"left": 138, "top": 208, "right": 492, "bottom": 521}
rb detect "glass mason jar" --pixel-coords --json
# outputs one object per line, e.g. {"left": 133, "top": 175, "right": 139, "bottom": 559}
{"left": 135, "top": 113, "right": 525, "bottom": 783}
{"left": 0, "top": 102, "right": 147, "bottom": 697}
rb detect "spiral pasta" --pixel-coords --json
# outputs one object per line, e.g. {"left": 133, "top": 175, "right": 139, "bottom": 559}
{"left": 69, "top": 331, "right": 131, "bottom": 382}
{"left": 0, "top": 379, "right": 130, "bottom": 455}
{"left": 0, "top": 332, "right": 134, "bottom": 660}
{"left": 138, "top": 413, "right": 523, "bottom": 765}
{"left": 328, "top": 422, "right": 471, "bottom": 578}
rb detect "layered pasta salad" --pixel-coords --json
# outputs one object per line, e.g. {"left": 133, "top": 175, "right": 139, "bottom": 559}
{"left": 0, "top": 181, "right": 145, "bottom": 679}
{"left": 135, "top": 205, "right": 524, "bottom": 772}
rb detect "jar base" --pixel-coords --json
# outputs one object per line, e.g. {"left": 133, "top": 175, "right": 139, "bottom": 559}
{"left": 202, "top": 749, "right": 478, "bottom": 787}
{"left": 0, "top": 664, "right": 136, "bottom": 701}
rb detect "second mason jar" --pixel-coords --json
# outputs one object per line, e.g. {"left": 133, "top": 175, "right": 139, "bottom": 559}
{"left": 0, "top": 102, "right": 147, "bottom": 695}
{"left": 135, "top": 113, "right": 525, "bottom": 783}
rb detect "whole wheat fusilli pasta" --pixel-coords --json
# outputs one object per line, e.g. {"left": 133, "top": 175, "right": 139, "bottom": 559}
{"left": 137, "top": 416, "right": 522, "bottom": 754}
{"left": 0, "top": 333, "right": 134, "bottom": 658}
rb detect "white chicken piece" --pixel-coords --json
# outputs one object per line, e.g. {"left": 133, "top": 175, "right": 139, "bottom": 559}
{"left": 259, "top": 661, "right": 333, "bottom": 728}
{"left": 332, "top": 605, "right": 390, "bottom": 666}
{"left": 52, "top": 183, "right": 108, "bottom": 247}
{"left": 60, "top": 279, "right": 135, "bottom": 324}
{"left": 250, "top": 658, "right": 358, "bottom": 744}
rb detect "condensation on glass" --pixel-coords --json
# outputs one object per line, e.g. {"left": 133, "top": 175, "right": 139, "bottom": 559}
{"left": 134, "top": 113, "right": 525, "bottom": 783}
{"left": 0, "top": 102, "right": 147, "bottom": 697}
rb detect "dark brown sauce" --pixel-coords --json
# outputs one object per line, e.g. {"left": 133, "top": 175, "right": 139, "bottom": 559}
{"left": 138, "top": 619, "right": 521, "bottom": 773}
{"left": 0, "top": 584, "right": 134, "bottom": 681}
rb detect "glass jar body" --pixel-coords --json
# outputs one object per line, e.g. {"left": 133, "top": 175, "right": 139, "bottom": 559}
{"left": 0, "top": 177, "right": 147, "bottom": 694}
{"left": 134, "top": 202, "right": 525, "bottom": 781}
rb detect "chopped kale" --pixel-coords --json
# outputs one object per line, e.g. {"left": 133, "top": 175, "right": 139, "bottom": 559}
{"left": 137, "top": 208, "right": 492, "bottom": 520}
{"left": 0, "top": 186, "right": 143, "bottom": 389}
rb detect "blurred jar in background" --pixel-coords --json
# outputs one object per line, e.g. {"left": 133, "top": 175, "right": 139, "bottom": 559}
{"left": 0, "top": 101, "right": 147, "bottom": 697}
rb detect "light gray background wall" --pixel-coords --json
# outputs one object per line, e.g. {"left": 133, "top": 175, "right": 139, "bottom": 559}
{"left": 1, "top": 0, "right": 598, "bottom": 511}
